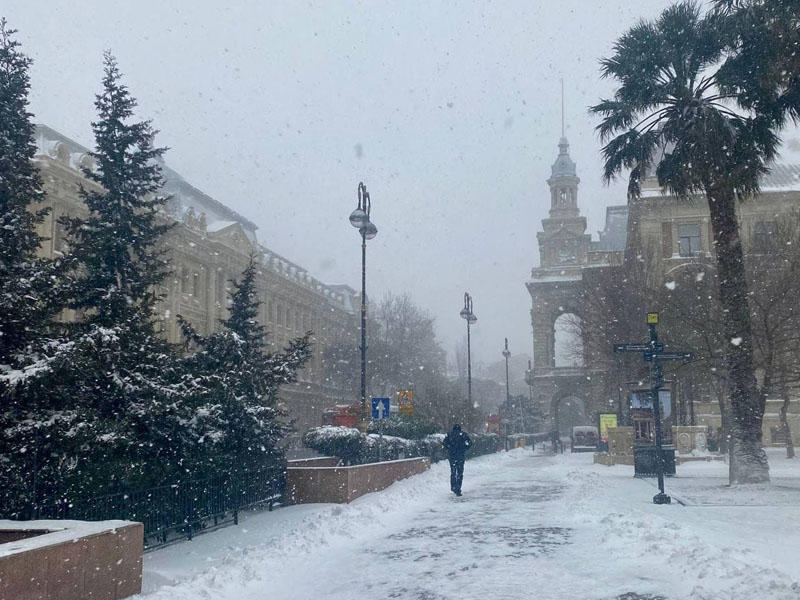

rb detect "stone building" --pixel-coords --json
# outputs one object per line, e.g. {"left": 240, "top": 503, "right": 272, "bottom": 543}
{"left": 527, "top": 128, "right": 800, "bottom": 445}
{"left": 31, "top": 124, "right": 357, "bottom": 432}
{"left": 525, "top": 135, "right": 627, "bottom": 436}
{"left": 628, "top": 164, "right": 800, "bottom": 445}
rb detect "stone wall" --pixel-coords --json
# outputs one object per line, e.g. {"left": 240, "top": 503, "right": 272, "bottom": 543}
{"left": 286, "top": 457, "right": 430, "bottom": 504}
{"left": 0, "top": 520, "right": 142, "bottom": 600}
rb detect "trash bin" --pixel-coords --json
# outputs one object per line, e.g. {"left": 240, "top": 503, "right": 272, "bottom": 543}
{"left": 633, "top": 445, "right": 676, "bottom": 478}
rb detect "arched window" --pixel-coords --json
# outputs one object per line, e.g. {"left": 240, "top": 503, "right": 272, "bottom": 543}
{"left": 554, "top": 313, "right": 583, "bottom": 367}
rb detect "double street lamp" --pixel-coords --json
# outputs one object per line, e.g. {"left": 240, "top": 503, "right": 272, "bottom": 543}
{"left": 349, "top": 182, "right": 378, "bottom": 429}
{"left": 459, "top": 292, "right": 477, "bottom": 410}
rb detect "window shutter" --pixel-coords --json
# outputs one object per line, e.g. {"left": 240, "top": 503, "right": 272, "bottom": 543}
{"left": 662, "top": 222, "right": 672, "bottom": 257}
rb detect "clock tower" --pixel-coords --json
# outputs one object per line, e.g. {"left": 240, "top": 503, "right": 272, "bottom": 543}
{"left": 536, "top": 136, "right": 590, "bottom": 267}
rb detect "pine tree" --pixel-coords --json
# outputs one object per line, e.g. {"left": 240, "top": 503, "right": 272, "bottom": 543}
{"left": 64, "top": 51, "right": 171, "bottom": 328}
{"left": 0, "top": 19, "right": 58, "bottom": 363}
{"left": 1, "top": 54, "right": 190, "bottom": 511}
{"left": 0, "top": 19, "right": 73, "bottom": 518}
{"left": 179, "top": 254, "right": 312, "bottom": 477}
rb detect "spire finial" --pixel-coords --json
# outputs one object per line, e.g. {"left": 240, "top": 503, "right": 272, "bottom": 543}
{"left": 560, "top": 78, "right": 565, "bottom": 138}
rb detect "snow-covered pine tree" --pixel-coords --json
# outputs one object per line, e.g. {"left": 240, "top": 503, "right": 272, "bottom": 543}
{"left": 0, "top": 19, "right": 60, "bottom": 363}
{"left": 63, "top": 51, "right": 171, "bottom": 328}
{"left": 4, "top": 53, "right": 193, "bottom": 502}
{"left": 0, "top": 20, "right": 73, "bottom": 518}
{"left": 179, "top": 254, "right": 312, "bottom": 479}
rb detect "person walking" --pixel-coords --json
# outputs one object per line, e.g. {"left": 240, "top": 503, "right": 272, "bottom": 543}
{"left": 443, "top": 424, "right": 471, "bottom": 496}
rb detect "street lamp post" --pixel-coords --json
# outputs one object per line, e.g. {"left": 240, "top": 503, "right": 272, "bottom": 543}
{"left": 503, "top": 338, "right": 511, "bottom": 448}
{"left": 526, "top": 359, "right": 534, "bottom": 432}
{"left": 349, "top": 182, "right": 378, "bottom": 430}
{"left": 459, "top": 293, "right": 477, "bottom": 411}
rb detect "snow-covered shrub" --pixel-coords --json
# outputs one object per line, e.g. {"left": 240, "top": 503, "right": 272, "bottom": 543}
{"left": 366, "top": 415, "right": 438, "bottom": 440}
{"left": 303, "top": 426, "right": 366, "bottom": 465}
{"left": 303, "top": 426, "right": 498, "bottom": 465}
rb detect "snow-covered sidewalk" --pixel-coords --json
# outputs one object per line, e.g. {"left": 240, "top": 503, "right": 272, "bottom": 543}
{"left": 138, "top": 450, "right": 800, "bottom": 600}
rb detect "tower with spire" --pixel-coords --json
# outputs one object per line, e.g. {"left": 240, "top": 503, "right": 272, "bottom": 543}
{"left": 536, "top": 132, "right": 590, "bottom": 268}
{"left": 525, "top": 86, "right": 597, "bottom": 439}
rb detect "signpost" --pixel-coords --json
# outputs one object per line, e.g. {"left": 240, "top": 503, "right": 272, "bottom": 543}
{"left": 372, "top": 397, "right": 390, "bottom": 462}
{"left": 613, "top": 312, "right": 694, "bottom": 505}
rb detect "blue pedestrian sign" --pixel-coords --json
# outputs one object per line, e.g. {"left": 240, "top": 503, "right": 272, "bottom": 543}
{"left": 371, "top": 397, "right": 390, "bottom": 420}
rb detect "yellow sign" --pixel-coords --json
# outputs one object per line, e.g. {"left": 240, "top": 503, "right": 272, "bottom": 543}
{"left": 599, "top": 413, "right": 618, "bottom": 442}
{"left": 397, "top": 389, "right": 414, "bottom": 415}
{"left": 647, "top": 312, "right": 659, "bottom": 324}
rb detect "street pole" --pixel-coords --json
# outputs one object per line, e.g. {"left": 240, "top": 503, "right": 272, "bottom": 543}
{"left": 527, "top": 359, "right": 533, "bottom": 433}
{"left": 460, "top": 293, "right": 477, "bottom": 415}
{"left": 360, "top": 229, "right": 367, "bottom": 427}
{"left": 349, "top": 182, "right": 377, "bottom": 432}
{"left": 614, "top": 312, "right": 692, "bottom": 505}
{"left": 503, "top": 338, "right": 511, "bottom": 449}
{"left": 467, "top": 317, "right": 472, "bottom": 408}
{"left": 648, "top": 318, "right": 670, "bottom": 504}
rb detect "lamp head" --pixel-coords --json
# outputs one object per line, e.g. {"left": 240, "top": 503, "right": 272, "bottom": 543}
{"left": 361, "top": 220, "right": 378, "bottom": 240}
{"left": 349, "top": 207, "right": 368, "bottom": 229}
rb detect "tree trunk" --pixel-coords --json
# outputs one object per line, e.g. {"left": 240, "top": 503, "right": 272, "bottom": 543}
{"left": 778, "top": 375, "right": 795, "bottom": 459}
{"left": 717, "top": 382, "right": 728, "bottom": 454}
{"left": 706, "top": 186, "right": 769, "bottom": 483}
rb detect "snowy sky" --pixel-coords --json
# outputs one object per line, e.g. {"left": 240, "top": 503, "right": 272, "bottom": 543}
{"left": 8, "top": 0, "right": 789, "bottom": 368}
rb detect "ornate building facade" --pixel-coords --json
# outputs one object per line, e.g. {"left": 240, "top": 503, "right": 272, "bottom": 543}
{"left": 527, "top": 129, "right": 800, "bottom": 445}
{"left": 629, "top": 165, "right": 800, "bottom": 445}
{"left": 32, "top": 124, "right": 357, "bottom": 432}
{"left": 526, "top": 135, "right": 627, "bottom": 436}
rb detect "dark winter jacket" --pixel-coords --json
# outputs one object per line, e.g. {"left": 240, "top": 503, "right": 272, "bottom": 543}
{"left": 443, "top": 429, "right": 472, "bottom": 460}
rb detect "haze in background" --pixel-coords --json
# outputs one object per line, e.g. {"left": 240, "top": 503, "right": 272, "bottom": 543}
{"left": 5, "top": 0, "right": 766, "bottom": 367}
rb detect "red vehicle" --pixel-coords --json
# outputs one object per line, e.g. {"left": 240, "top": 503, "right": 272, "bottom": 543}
{"left": 321, "top": 402, "right": 361, "bottom": 428}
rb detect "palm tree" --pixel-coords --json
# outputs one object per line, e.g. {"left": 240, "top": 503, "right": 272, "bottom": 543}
{"left": 591, "top": 1, "right": 781, "bottom": 483}
{"left": 713, "top": 0, "right": 800, "bottom": 124}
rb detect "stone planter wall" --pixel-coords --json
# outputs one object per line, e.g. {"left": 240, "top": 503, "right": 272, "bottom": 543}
{"left": 286, "top": 457, "right": 430, "bottom": 504}
{"left": 0, "top": 519, "right": 143, "bottom": 600}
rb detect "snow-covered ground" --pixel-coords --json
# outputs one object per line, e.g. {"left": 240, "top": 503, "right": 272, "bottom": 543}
{"left": 138, "top": 449, "right": 800, "bottom": 600}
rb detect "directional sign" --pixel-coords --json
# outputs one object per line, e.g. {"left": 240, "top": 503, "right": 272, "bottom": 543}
{"left": 614, "top": 343, "right": 664, "bottom": 353}
{"left": 371, "top": 397, "right": 390, "bottom": 420}
{"left": 644, "top": 352, "right": 694, "bottom": 362}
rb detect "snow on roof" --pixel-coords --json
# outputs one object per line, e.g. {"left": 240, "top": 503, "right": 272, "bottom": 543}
{"left": 529, "top": 270, "right": 583, "bottom": 283}
{"left": 206, "top": 220, "right": 238, "bottom": 233}
{"left": 33, "top": 125, "right": 354, "bottom": 312}
{"left": 760, "top": 163, "right": 800, "bottom": 192}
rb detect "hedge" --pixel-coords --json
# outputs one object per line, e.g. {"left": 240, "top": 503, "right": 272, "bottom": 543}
{"left": 302, "top": 426, "right": 499, "bottom": 465}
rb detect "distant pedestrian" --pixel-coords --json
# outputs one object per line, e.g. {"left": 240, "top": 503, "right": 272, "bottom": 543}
{"left": 443, "top": 424, "right": 471, "bottom": 496}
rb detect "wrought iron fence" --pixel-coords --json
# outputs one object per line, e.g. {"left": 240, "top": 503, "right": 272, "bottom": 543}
{"left": 31, "top": 466, "right": 285, "bottom": 549}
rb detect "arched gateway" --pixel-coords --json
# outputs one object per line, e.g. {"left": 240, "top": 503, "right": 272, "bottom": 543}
{"left": 525, "top": 133, "right": 627, "bottom": 436}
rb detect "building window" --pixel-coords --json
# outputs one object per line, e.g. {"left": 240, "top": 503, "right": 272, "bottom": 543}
{"left": 677, "top": 224, "right": 701, "bottom": 257}
{"left": 753, "top": 221, "right": 775, "bottom": 253}
{"left": 181, "top": 267, "right": 190, "bottom": 294}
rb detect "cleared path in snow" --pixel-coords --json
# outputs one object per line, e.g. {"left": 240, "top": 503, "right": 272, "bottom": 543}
{"left": 139, "top": 450, "right": 800, "bottom": 600}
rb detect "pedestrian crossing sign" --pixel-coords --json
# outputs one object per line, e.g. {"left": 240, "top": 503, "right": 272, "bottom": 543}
{"left": 397, "top": 389, "right": 415, "bottom": 415}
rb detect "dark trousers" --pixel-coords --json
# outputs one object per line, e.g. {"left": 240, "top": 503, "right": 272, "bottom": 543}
{"left": 448, "top": 457, "right": 465, "bottom": 492}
